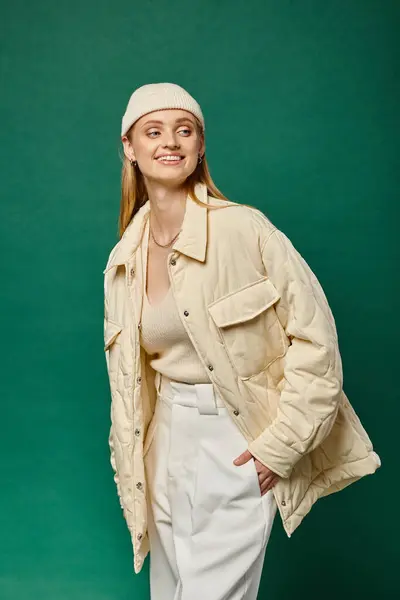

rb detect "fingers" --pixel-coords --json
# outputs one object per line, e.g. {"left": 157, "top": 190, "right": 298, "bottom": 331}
{"left": 233, "top": 449, "right": 253, "bottom": 466}
{"left": 258, "top": 473, "right": 272, "bottom": 488}
{"left": 260, "top": 475, "right": 279, "bottom": 496}
{"left": 234, "top": 454, "right": 279, "bottom": 495}
{"left": 261, "top": 476, "right": 279, "bottom": 495}
{"left": 254, "top": 458, "right": 274, "bottom": 478}
{"left": 258, "top": 471, "right": 275, "bottom": 488}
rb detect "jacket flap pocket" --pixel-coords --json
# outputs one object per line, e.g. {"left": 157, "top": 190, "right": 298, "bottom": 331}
{"left": 208, "top": 277, "right": 280, "bottom": 328}
{"left": 104, "top": 319, "right": 123, "bottom": 351}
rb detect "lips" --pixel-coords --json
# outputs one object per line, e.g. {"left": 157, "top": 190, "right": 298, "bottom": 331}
{"left": 155, "top": 154, "right": 185, "bottom": 166}
{"left": 155, "top": 154, "right": 184, "bottom": 161}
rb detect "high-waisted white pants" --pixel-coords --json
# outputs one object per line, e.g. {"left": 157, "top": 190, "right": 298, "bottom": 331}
{"left": 143, "top": 373, "right": 277, "bottom": 600}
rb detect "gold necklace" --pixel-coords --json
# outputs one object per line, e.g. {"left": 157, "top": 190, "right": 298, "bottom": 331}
{"left": 149, "top": 223, "right": 181, "bottom": 248}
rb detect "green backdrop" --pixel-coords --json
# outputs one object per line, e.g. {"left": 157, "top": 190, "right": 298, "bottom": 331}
{"left": 1, "top": 1, "right": 398, "bottom": 598}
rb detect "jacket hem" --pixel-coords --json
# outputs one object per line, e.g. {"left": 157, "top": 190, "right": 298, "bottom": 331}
{"left": 282, "top": 450, "right": 381, "bottom": 537}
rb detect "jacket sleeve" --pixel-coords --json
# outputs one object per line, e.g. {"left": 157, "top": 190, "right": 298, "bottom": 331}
{"left": 104, "top": 282, "right": 123, "bottom": 509}
{"left": 248, "top": 229, "right": 343, "bottom": 479}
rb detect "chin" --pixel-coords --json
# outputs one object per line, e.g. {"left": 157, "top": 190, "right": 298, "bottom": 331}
{"left": 152, "top": 165, "right": 196, "bottom": 182}
{"left": 144, "top": 172, "right": 187, "bottom": 188}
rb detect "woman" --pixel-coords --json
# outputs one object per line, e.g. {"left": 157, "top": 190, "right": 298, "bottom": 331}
{"left": 103, "top": 83, "right": 380, "bottom": 599}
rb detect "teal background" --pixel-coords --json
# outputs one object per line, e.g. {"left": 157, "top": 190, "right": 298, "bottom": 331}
{"left": 1, "top": 0, "right": 398, "bottom": 598}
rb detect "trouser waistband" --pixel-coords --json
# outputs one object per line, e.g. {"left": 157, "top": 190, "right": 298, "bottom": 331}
{"left": 154, "top": 371, "right": 225, "bottom": 415}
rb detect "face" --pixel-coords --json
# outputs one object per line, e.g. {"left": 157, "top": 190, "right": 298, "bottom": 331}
{"left": 122, "top": 109, "right": 205, "bottom": 188}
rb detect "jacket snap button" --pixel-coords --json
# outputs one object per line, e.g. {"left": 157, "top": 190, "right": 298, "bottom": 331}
{"left": 130, "top": 268, "right": 135, "bottom": 277}
{"left": 233, "top": 409, "right": 239, "bottom": 416}
{"left": 208, "top": 364, "right": 214, "bottom": 371}
{"left": 134, "top": 428, "right": 140, "bottom": 436}
{"left": 137, "top": 533, "right": 143, "bottom": 541}
{"left": 136, "top": 482, "right": 143, "bottom": 490}
{"left": 170, "top": 258, "right": 176, "bottom": 266}
{"left": 184, "top": 310, "right": 189, "bottom": 317}
{"left": 281, "top": 500, "right": 286, "bottom": 506}
{"left": 136, "top": 376, "right": 141, "bottom": 384}
{"left": 138, "top": 322, "right": 142, "bottom": 330}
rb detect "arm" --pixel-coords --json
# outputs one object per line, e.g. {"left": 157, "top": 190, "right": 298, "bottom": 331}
{"left": 104, "top": 283, "right": 123, "bottom": 508}
{"left": 248, "top": 229, "right": 343, "bottom": 479}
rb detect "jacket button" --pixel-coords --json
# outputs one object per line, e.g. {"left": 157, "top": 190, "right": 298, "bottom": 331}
{"left": 138, "top": 322, "right": 142, "bottom": 330}
{"left": 134, "top": 428, "right": 141, "bottom": 436}
{"left": 184, "top": 310, "right": 189, "bottom": 317}
{"left": 208, "top": 364, "right": 214, "bottom": 371}
{"left": 233, "top": 409, "right": 239, "bottom": 416}
{"left": 281, "top": 500, "right": 286, "bottom": 506}
{"left": 136, "top": 376, "right": 141, "bottom": 384}
{"left": 170, "top": 258, "right": 176, "bottom": 266}
{"left": 137, "top": 533, "right": 143, "bottom": 541}
{"left": 130, "top": 268, "right": 135, "bottom": 277}
{"left": 136, "top": 482, "right": 143, "bottom": 490}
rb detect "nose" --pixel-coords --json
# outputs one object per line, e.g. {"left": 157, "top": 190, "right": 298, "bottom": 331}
{"left": 162, "top": 129, "right": 180, "bottom": 149}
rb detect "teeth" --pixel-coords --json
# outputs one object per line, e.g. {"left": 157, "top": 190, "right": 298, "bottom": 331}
{"left": 157, "top": 155, "right": 182, "bottom": 161}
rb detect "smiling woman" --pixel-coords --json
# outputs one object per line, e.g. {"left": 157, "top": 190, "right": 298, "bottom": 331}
{"left": 118, "top": 85, "right": 228, "bottom": 239}
{"left": 124, "top": 108, "right": 200, "bottom": 180}
{"left": 103, "top": 82, "right": 380, "bottom": 599}
{"left": 141, "top": 116, "right": 195, "bottom": 168}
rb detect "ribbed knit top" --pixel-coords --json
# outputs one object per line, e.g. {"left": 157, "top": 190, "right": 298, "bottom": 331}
{"left": 139, "top": 217, "right": 209, "bottom": 384}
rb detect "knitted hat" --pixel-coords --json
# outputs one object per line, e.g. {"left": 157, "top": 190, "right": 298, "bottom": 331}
{"left": 121, "top": 82, "right": 205, "bottom": 137}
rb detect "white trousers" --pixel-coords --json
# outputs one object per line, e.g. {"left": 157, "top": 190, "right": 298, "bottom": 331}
{"left": 143, "top": 373, "right": 277, "bottom": 600}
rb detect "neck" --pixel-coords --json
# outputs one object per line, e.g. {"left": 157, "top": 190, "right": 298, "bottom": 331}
{"left": 145, "top": 179, "right": 187, "bottom": 242}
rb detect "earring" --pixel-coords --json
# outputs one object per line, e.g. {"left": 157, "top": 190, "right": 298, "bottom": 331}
{"left": 198, "top": 154, "right": 203, "bottom": 164}
{"left": 130, "top": 158, "right": 137, "bottom": 167}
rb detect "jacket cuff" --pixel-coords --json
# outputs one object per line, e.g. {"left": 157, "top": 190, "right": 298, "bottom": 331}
{"left": 248, "top": 426, "right": 303, "bottom": 479}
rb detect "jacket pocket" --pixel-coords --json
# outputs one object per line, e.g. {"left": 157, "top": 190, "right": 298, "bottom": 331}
{"left": 104, "top": 319, "right": 123, "bottom": 351}
{"left": 104, "top": 319, "right": 124, "bottom": 375}
{"left": 207, "top": 277, "right": 286, "bottom": 379}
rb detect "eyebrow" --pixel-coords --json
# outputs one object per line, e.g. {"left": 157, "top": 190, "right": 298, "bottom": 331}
{"left": 141, "top": 117, "right": 195, "bottom": 128}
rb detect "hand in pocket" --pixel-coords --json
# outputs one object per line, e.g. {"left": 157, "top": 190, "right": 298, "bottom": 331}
{"left": 233, "top": 449, "right": 280, "bottom": 495}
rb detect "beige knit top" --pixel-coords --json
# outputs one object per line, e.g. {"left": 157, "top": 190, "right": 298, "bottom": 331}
{"left": 139, "top": 217, "right": 209, "bottom": 384}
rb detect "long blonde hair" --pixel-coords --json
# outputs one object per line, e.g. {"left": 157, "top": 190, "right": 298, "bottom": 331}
{"left": 117, "top": 116, "right": 231, "bottom": 238}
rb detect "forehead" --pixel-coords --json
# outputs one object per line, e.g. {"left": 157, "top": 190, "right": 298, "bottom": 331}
{"left": 137, "top": 109, "right": 196, "bottom": 128}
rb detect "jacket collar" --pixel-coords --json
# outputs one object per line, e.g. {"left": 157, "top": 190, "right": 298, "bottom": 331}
{"left": 103, "top": 181, "right": 209, "bottom": 274}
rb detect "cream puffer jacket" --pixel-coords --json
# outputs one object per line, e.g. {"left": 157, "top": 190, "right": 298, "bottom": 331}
{"left": 103, "top": 182, "right": 380, "bottom": 573}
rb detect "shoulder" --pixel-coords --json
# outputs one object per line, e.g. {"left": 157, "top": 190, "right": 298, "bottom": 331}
{"left": 207, "top": 195, "right": 277, "bottom": 243}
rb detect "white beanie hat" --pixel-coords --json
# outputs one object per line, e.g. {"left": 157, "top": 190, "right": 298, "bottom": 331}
{"left": 121, "top": 82, "right": 205, "bottom": 137}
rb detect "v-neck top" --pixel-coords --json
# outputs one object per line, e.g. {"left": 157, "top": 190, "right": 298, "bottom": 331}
{"left": 139, "top": 217, "right": 209, "bottom": 384}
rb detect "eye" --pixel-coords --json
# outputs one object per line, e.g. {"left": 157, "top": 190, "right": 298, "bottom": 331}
{"left": 179, "top": 128, "right": 191, "bottom": 136}
{"left": 147, "top": 130, "right": 160, "bottom": 138}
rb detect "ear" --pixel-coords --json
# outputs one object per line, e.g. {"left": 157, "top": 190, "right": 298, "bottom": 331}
{"left": 121, "top": 136, "right": 136, "bottom": 162}
{"left": 199, "top": 136, "right": 205, "bottom": 158}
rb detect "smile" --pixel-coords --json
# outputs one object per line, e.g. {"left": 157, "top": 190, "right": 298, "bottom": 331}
{"left": 156, "top": 155, "right": 185, "bottom": 165}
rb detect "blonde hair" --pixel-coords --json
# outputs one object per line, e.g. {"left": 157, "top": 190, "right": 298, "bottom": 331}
{"left": 117, "top": 116, "right": 231, "bottom": 238}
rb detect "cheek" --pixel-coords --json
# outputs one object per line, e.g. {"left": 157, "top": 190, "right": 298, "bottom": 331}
{"left": 183, "top": 140, "right": 201, "bottom": 161}
{"left": 133, "top": 136, "right": 157, "bottom": 159}
{"left": 136, "top": 148, "right": 157, "bottom": 168}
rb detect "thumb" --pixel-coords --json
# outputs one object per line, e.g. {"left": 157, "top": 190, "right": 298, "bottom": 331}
{"left": 233, "top": 449, "right": 253, "bottom": 466}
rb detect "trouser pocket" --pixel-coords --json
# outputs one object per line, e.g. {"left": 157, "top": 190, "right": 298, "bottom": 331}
{"left": 191, "top": 408, "right": 267, "bottom": 539}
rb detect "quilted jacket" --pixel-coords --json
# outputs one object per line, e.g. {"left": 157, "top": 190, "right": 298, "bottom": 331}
{"left": 103, "top": 181, "right": 381, "bottom": 573}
